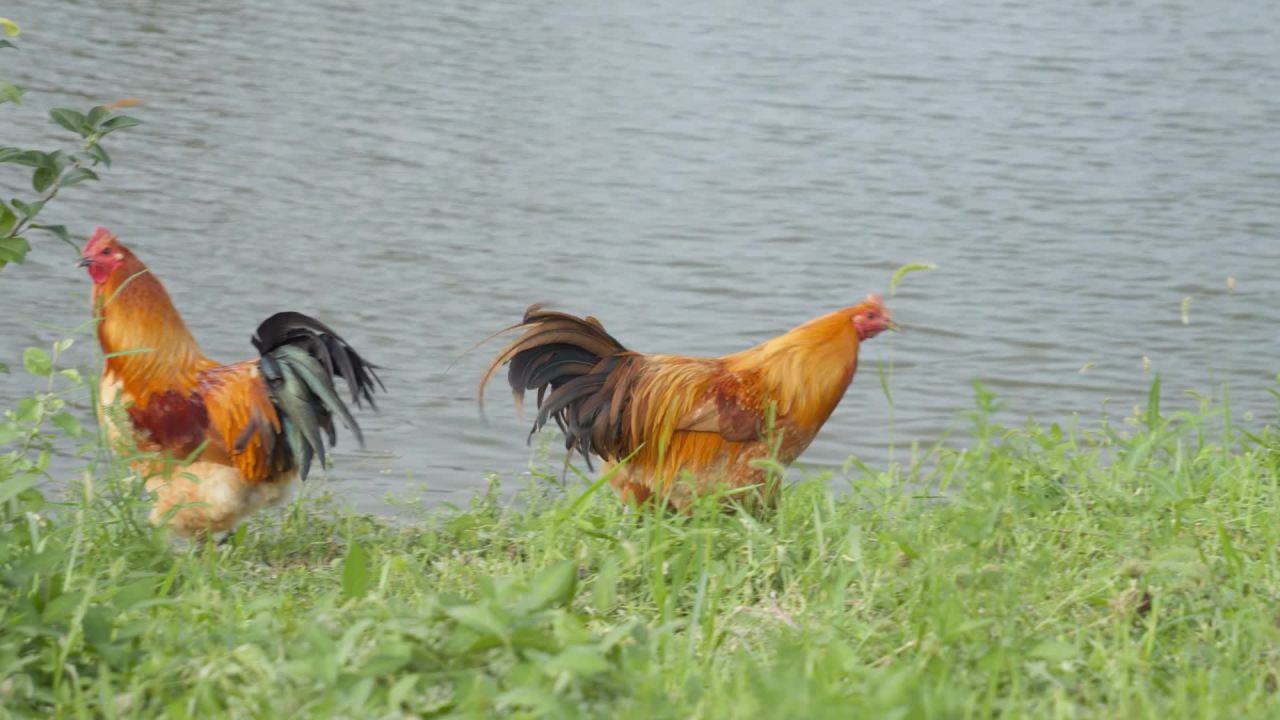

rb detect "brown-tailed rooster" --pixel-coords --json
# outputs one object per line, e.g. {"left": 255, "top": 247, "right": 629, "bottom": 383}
{"left": 79, "top": 227, "right": 382, "bottom": 537}
{"left": 480, "top": 296, "right": 894, "bottom": 509}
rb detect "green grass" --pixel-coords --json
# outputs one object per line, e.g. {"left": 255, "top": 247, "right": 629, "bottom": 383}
{"left": 4, "top": 378, "right": 1280, "bottom": 718}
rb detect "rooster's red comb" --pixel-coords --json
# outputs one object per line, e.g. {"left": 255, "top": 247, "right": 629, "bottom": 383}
{"left": 83, "top": 226, "right": 116, "bottom": 253}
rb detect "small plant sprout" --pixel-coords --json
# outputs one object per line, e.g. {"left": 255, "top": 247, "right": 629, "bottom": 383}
{"left": 889, "top": 262, "right": 937, "bottom": 296}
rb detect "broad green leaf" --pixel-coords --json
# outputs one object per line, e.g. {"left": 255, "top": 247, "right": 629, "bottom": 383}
{"left": 30, "top": 224, "right": 75, "bottom": 250}
{"left": 496, "top": 686, "right": 558, "bottom": 714}
{"left": 444, "top": 604, "right": 509, "bottom": 639}
{"left": 0, "top": 205, "right": 15, "bottom": 235}
{"left": 61, "top": 167, "right": 99, "bottom": 187}
{"left": 99, "top": 115, "right": 142, "bottom": 134}
{"left": 889, "top": 262, "right": 937, "bottom": 295}
{"left": 335, "top": 619, "right": 374, "bottom": 666}
{"left": 0, "top": 80, "right": 22, "bottom": 105}
{"left": 50, "top": 108, "right": 88, "bottom": 135}
{"left": 82, "top": 606, "right": 113, "bottom": 646}
{"left": 110, "top": 577, "right": 160, "bottom": 612}
{"left": 51, "top": 412, "right": 83, "bottom": 438}
{"left": 0, "top": 421, "right": 20, "bottom": 444}
{"left": 544, "top": 645, "right": 610, "bottom": 677}
{"left": 342, "top": 540, "right": 371, "bottom": 599}
{"left": 0, "top": 40, "right": 14, "bottom": 50}
{"left": 386, "top": 674, "right": 419, "bottom": 710}
{"left": 598, "top": 619, "right": 639, "bottom": 653}
{"left": 0, "top": 473, "right": 37, "bottom": 504}
{"left": 86, "top": 105, "right": 110, "bottom": 129}
{"left": 12, "top": 198, "right": 43, "bottom": 219}
{"left": 0, "top": 17, "right": 18, "bottom": 36}
{"left": 4, "top": 150, "right": 48, "bottom": 168}
{"left": 53, "top": 338, "right": 74, "bottom": 354}
{"left": 360, "top": 651, "right": 412, "bottom": 676}
{"left": 1029, "top": 639, "right": 1079, "bottom": 662}
{"left": 515, "top": 559, "right": 577, "bottom": 614}
{"left": 0, "top": 236, "right": 31, "bottom": 265}
{"left": 896, "top": 539, "right": 920, "bottom": 560}
{"left": 32, "top": 166, "right": 56, "bottom": 193}
{"left": 14, "top": 397, "right": 41, "bottom": 423}
{"left": 44, "top": 149, "right": 69, "bottom": 171}
{"left": 23, "top": 347, "right": 51, "bottom": 376}
{"left": 0, "top": 147, "right": 22, "bottom": 163}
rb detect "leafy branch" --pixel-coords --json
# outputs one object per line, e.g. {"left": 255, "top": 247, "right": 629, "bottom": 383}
{"left": 0, "top": 17, "right": 142, "bottom": 270}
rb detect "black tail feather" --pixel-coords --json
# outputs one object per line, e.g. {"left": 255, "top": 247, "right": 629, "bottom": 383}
{"left": 480, "top": 305, "right": 639, "bottom": 468}
{"left": 253, "top": 311, "right": 385, "bottom": 410}
{"left": 254, "top": 311, "right": 382, "bottom": 481}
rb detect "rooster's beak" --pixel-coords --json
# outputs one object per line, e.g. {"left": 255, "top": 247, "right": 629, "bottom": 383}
{"left": 76, "top": 257, "right": 92, "bottom": 268}
{"left": 886, "top": 319, "right": 901, "bottom": 332}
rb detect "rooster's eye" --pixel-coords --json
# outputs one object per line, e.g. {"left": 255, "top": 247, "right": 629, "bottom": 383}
{"left": 100, "top": 248, "right": 110, "bottom": 255}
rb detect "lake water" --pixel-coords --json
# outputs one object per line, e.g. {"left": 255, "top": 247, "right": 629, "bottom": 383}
{"left": 3, "top": 0, "right": 1278, "bottom": 513}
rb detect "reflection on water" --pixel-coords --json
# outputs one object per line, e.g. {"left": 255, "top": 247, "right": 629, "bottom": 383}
{"left": 2, "top": 0, "right": 1278, "bottom": 511}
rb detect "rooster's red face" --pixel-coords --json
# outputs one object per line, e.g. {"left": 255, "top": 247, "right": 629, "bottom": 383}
{"left": 851, "top": 293, "right": 897, "bottom": 340}
{"left": 79, "top": 227, "right": 128, "bottom": 284}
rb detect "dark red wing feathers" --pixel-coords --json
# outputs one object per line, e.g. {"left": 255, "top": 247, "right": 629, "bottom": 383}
{"left": 709, "top": 376, "right": 764, "bottom": 442}
{"left": 126, "top": 390, "right": 211, "bottom": 458}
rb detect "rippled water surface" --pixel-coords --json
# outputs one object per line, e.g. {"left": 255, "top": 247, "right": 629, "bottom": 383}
{"left": 3, "top": 0, "right": 1278, "bottom": 512}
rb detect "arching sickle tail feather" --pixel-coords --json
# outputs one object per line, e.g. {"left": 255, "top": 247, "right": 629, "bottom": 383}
{"left": 479, "top": 304, "right": 641, "bottom": 469}
{"left": 253, "top": 311, "right": 384, "bottom": 480}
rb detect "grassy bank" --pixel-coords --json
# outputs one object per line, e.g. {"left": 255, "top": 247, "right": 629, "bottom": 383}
{"left": 4, "top": 380, "right": 1280, "bottom": 718}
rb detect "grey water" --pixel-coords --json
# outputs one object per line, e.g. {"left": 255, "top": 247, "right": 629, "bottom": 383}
{"left": 2, "top": 0, "right": 1278, "bottom": 513}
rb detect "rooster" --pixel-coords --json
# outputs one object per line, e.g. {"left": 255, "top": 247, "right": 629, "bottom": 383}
{"left": 480, "top": 296, "right": 894, "bottom": 509}
{"left": 79, "top": 227, "right": 382, "bottom": 537}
